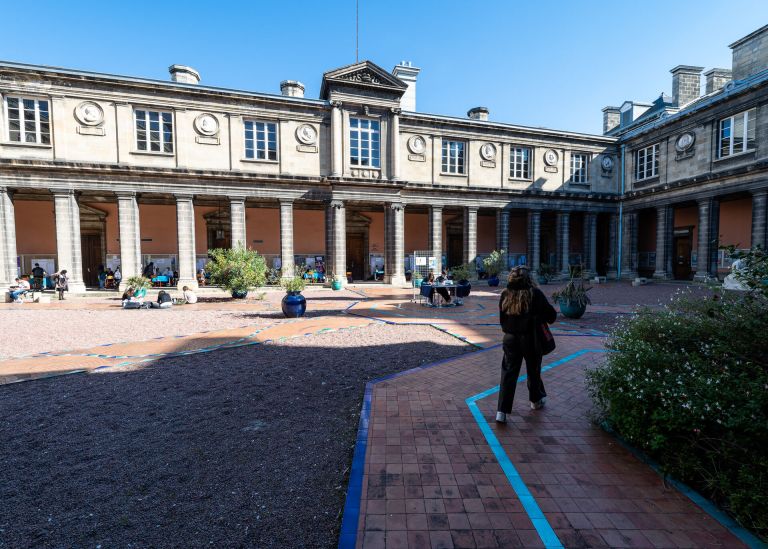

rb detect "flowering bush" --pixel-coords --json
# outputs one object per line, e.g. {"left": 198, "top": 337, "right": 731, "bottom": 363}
{"left": 587, "top": 291, "right": 768, "bottom": 540}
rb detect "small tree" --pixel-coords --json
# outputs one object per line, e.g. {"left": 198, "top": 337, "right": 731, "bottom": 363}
{"left": 482, "top": 249, "right": 507, "bottom": 278}
{"left": 125, "top": 275, "right": 151, "bottom": 290}
{"left": 205, "top": 247, "right": 267, "bottom": 295}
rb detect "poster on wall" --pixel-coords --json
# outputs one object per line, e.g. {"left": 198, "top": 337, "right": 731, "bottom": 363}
{"left": 31, "top": 258, "right": 56, "bottom": 276}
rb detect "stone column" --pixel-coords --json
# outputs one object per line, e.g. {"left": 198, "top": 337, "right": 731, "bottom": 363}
{"left": 607, "top": 213, "right": 618, "bottom": 279}
{"left": 462, "top": 206, "right": 478, "bottom": 268}
{"left": 390, "top": 108, "right": 401, "bottom": 181}
{"left": 175, "top": 195, "right": 197, "bottom": 290}
{"left": 496, "top": 208, "right": 510, "bottom": 253}
{"left": 331, "top": 101, "right": 343, "bottom": 177}
{"left": 583, "top": 212, "right": 597, "bottom": 277}
{"left": 230, "top": 197, "right": 247, "bottom": 248}
{"left": 0, "top": 188, "right": 18, "bottom": 292}
{"left": 527, "top": 210, "right": 541, "bottom": 273}
{"left": 279, "top": 199, "right": 294, "bottom": 277}
{"left": 621, "top": 211, "right": 639, "bottom": 279}
{"left": 557, "top": 211, "right": 570, "bottom": 277}
{"left": 385, "top": 202, "right": 406, "bottom": 286}
{"left": 327, "top": 200, "right": 346, "bottom": 284}
{"left": 653, "top": 205, "right": 672, "bottom": 279}
{"left": 429, "top": 206, "right": 443, "bottom": 274}
{"left": 751, "top": 190, "right": 767, "bottom": 250}
{"left": 694, "top": 198, "right": 717, "bottom": 281}
{"left": 116, "top": 192, "right": 142, "bottom": 289}
{"left": 53, "top": 190, "right": 86, "bottom": 293}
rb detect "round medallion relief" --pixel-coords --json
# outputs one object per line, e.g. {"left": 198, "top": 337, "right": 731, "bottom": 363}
{"left": 194, "top": 113, "right": 219, "bottom": 136}
{"left": 601, "top": 155, "right": 614, "bottom": 171}
{"left": 675, "top": 132, "right": 695, "bottom": 152}
{"left": 74, "top": 101, "right": 104, "bottom": 126}
{"left": 544, "top": 149, "right": 559, "bottom": 166}
{"left": 407, "top": 135, "right": 426, "bottom": 154}
{"left": 480, "top": 143, "right": 497, "bottom": 161}
{"left": 296, "top": 124, "right": 318, "bottom": 145}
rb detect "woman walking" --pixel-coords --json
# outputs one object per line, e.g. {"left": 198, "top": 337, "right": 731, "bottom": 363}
{"left": 53, "top": 269, "right": 69, "bottom": 300}
{"left": 496, "top": 266, "right": 557, "bottom": 423}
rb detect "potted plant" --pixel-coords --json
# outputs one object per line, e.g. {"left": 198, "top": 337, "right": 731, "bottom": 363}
{"left": 281, "top": 275, "right": 307, "bottom": 317}
{"left": 537, "top": 263, "right": 556, "bottom": 285}
{"left": 205, "top": 247, "right": 267, "bottom": 299}
{"left": 482, "top": 250, "right": 506, "bottom": 287}
{"left": 551, "top": 275, "right": 592, "bottom": 319}
{"left": 125, "top": 275, "right": 151, "bottom": 298}
{"left": 450, "top": 264, "right": 471, "bottom": 284}
{"left": 412, "top": 271, "right": 424, "bottom": 288}
{"left": 330, "top": 272, "right": 343, "bottom": 291}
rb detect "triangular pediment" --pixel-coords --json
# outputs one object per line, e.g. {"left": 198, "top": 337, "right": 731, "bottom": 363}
{"left": 320, "top": 60, "right": 407, "bottom": 100}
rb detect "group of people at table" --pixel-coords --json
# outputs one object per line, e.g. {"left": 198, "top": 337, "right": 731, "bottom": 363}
{"left": 419, "top": 269, "right": 471, "bottom": 307}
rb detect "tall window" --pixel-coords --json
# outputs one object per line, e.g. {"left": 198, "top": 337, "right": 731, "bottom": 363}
{"left": 509, "top": 146, "right": 531, "bottom": 179}
{"left": 441, "top": 140, "right": 465, "bottom": 174}
{"left": 350, "top": 118, "right": 380, "bottom": 167}
{"left": 5, "top": 97, "right": 50, "bottom": 144}
{"left": 718, "top": 109, "right": 756, "bottom": 158}
{"left": 135, "top": 109, "right": 173, "bottom": 153}
{"left": 635, "top": 143, "right": 659, "bottom": 180}
{"left": 244, "top": 121, "right": 277, "bottom": 160}
{"left": 570, "top": 153, "right": 589, "bottom": 183}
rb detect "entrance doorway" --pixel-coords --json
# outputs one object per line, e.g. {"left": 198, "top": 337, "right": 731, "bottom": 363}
{"left": 673, "top": 228, "right": 693, "bottom": 280}
{"left": 81, "top": 234, "right": 102, "bottom": 287}
{"left": 447, "top": 234, "right": 463, "bottom": 269}
{"left": 346, "top": 233, "right": 365, "bottom": 281}
{"left": 79, "top": 204, "right": 107, "bottom": 288}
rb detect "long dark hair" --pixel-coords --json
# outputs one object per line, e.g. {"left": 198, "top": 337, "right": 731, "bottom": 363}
{"left": 501, "top": 267, "right": 535, "bottom": 315}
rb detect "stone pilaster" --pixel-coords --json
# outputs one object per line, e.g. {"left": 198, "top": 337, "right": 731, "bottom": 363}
{"left": 53, "top": 190, "right": 86, "bottom": 293}
{"left": 279, "top": 199, "right": 294, "bottom": 277}
{"left": 385, "top": 202, "right": 406, "bottom": 286}
{"left": 390, "top": 108, "right": 401, "bottom": 181}
{"left": 653, "top": 205, "right": 673, "bottom": 279}
{"left": 607, "top": 213, "right": 618, "bottom": 279}
{"left": 496, "top": 208, "right": 510, "bottom": 253}
{"left": 230, "top": 197, "right": 247, "bottom": 248}
{"left": 429, "top": 206, "right": 443, "bottom": 274}
{"left": 331, "top": 101, "right": 343, "bottom": 177}
{"left": 527, "top": 210, "right": 541, "bottom": 273}
{"left": 117, "top": 192, "right": 142, "bottom": 289}
{"left": 557, "top": 211, "right": 570, "bottom": 276}
{"left": 751, "top": 190, "right": 767, "bottom": 250}
{"left": 175, "top": 195, "right": 197, "bottom": 290}
{"left": 621, "top": 211, "right": 639, "bottom": 279}
{"left": 694, "top": 198, "right": 717, "bottom": 281}
{"left": 0, "top": 188, "right": 18, "bottom": 292}
{"left": 584, "top": 212, "right": 597, "bottom": 277}
{"left": 462, "top": 206, "right": 478, "bottom": 268}
{"left": 327, "top": 200, "right": 346, "bottom": 284}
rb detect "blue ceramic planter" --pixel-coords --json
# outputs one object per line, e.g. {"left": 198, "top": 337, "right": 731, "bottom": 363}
{"left": 558, "top": 299, "right": 586, "bottom": 319}
{"left": 487, "top": 276, "right": 500, "bottom": 287}
{"left": 281, "top": 291, "right": 307, "bottom": 318}
{"left": 331, "top": 280, "right": 342, "bottom": 291}
{"left": 231, "top": 290, "right": 248, "bottom": 299}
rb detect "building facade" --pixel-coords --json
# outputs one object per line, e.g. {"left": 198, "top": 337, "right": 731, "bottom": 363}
{"left": 0, "top": 25, "right": 766, "bottom": 293}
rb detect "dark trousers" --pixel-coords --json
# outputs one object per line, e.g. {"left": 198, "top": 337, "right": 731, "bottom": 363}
{"left": 57, "top": 289, "right": 65, "bottom": 300}
{"left": 429, "top": 287, "right": 451, "bottom": 303}
{"left": 497, "top": 333, "right": 546, "bottom": 413}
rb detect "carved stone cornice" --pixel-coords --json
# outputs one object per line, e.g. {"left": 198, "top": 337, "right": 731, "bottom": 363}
{"left": 328, "top": 199, "right": 345, "bottom": 209}
{"left": 330, "top": 100, "right": 343, "bottom": 109}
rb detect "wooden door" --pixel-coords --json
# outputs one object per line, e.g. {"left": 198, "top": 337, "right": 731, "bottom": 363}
{"left": 673, "top": 236, "right": 692, "bottom": 280}
{"left": 80, "top": 234, "right": 102, "bottom": 287}
{"left": 447, "top": 235, "right": 463, "bottom": 269}
{"left": 346, "top": 234, "right": 365, "bottom": 281}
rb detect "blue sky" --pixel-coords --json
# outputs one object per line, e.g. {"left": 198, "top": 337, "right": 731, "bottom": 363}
{"left": 1, "top": 1, "right": 766, "bottom": 134}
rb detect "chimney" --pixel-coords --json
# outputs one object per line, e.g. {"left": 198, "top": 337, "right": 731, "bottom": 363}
{"left": 730, "top": 24, "right": 768, "bottom": 80}
{"left": 169, "top": 64, "right": 200, "bottom": 85}
{"left": 704, "top": 68, "right": 732, "bottom": 94}
{"left": 392, "top": 61, "right": 420, "bottom": 111}
{"left": 467, "top": 107, "right": 489, "bottom": 121}
{"left": 280, "top": 80, "right": 305, "bottom": 98}
{"left": 602, "top": 106, "right": 621, "bottom": 134}
{"left": 671, "top": 65, "right": 704, "bottom": 107}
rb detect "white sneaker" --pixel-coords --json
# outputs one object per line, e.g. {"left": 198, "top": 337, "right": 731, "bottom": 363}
{"left": 530, "top": 397, "right": 547, "bottom": 410}
{"left": 495, "top": 411, "right": 507, "bottom": 423}
{"left": 13, "top": 298, "right": 22, "bottom": 304}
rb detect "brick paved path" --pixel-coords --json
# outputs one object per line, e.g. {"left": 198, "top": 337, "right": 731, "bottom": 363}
{"left": 350, "top": 335, "right": 746, "bottom": 548}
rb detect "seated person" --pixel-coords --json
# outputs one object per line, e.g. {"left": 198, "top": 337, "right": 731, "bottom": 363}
{"left": 121, "top": 286, "right": 143, "bottom": 309}
{"left": 426, "top": 271, "right": 451, "bottom": 304}
{"left": 182, "top": 285, "right": 198, "bottom": 304}
{"left": 197, "top": 269, "right": 206, "bottom": 286}
{"left": 10, "top": 277, "right": 31, "bottom": 303}
{"left": 150, "top": 289, "right": 173, "bottom": 309}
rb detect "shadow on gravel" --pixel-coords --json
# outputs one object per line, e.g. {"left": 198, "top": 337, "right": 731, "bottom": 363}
{"left": 0, "top": 329, "right": 474, "bottom": 549}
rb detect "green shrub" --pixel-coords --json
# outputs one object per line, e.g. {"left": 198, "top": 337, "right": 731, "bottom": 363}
{"left": 205, "top": 247, "right": 267, "bottom": 294}
{"left": 482, "top": 250, "right": 506, "bottom": 277}
{"left": 125, "top": 275, "right": 151, "bottom": 290}
{"left": 587, "top": 291, "right": 768, "bottom": 540}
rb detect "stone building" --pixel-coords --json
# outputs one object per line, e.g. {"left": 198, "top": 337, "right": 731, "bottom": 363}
{"left": 0, "top": 25, "right": 766, "bottom": 292}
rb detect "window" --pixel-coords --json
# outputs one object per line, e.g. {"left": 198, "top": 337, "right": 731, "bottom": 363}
{"left": 135, "top": 109, "right": 173, "bottom": 153}
{"left": 350, "top": 117, "right": 380, "bottom": 167}
{"left": 441, "top": 140, "right": 465, "bottom": 174}
{"left": 570, "top": 153, "right": 589, "bottom": 183}
{"left": 509, "top": 146, "right": 531, "bottom": 179}
{"left": 5, "top": 97, "right": 50, "bottom": 144}
{"left": 718, "top": 109, "right": 756, "bottom": 158}
{"left": 635, "top": 143, "right": 659, "bottom": 180}
{"left": 244, "top": 121, "right": 278, "bottom": 161}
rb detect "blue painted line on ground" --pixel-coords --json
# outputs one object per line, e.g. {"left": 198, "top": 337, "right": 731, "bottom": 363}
{"left": 465, "top": 349, "right": 607, "bottom": 549}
